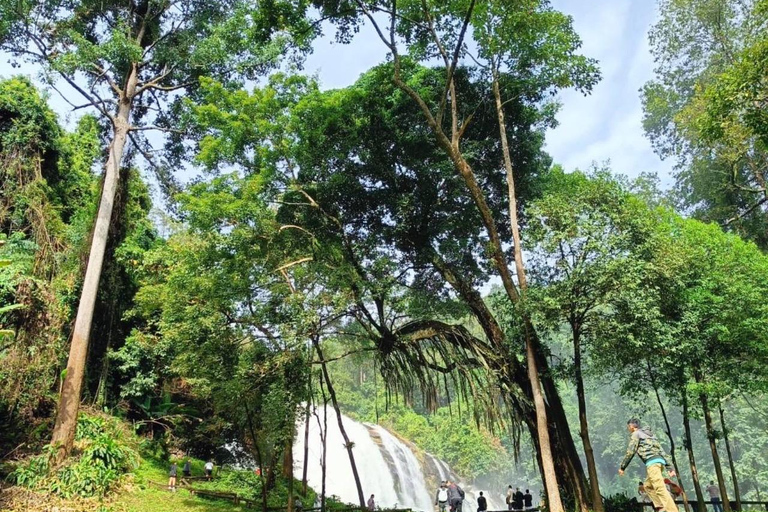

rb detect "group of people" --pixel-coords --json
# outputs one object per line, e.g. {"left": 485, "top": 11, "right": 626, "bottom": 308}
{"left": 505, "top": 487, "right": 534, "bottom": 511}
{"left": 434, "top": 480, "right": 469, "bottom": 512}
{"left": 167, "top": 459, "right": 215, "bottom": 491}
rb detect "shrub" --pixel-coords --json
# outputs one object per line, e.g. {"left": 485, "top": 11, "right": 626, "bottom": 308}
{"left": 11, "top": 412, "right": 140, "bottom": 498}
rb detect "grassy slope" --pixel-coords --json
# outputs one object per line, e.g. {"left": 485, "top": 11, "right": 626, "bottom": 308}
{"left": 121, "top": 455, "right": 250, "bottom": 512}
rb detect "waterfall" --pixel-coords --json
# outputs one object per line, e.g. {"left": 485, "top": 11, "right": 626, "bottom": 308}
{"left": 293, "top": 406, "right": 509, "bottom": 511}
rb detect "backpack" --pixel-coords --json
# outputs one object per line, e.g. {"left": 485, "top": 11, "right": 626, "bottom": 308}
{"left": 438, "top": 489, "right": 448, "bottom": 502}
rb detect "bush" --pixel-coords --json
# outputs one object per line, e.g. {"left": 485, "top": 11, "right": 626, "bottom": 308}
{"left": 11, "top": 412, "right": 140, "bottom": 498}
{"left": 604, "top": 493, "right": 641, "bottom": 512}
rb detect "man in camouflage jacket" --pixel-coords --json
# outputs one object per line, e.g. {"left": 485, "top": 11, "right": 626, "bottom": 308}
{"left": 619, "top": 419, "right": 678, "bottom": 512}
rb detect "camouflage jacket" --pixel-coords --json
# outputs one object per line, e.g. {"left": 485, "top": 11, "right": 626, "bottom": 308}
{"left": 620, "top": 427, "right": 674, "bottom": 471}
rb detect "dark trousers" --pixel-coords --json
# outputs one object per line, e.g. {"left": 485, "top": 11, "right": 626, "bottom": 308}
{"left": 711, "top": 497, "right": 723, "bottom": 512}
{"left": 451, "top": 500, "right": 463, "bottom": 512}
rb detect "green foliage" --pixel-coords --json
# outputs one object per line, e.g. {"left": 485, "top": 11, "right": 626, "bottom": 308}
{"left": 603, "top": 493, "right": 639, "bottom": 512}
{"left": 11, "top": 412, "right": 140, "bottom": 498}
{"left": 642, "top": 0, "right": 768, "bottom": 248}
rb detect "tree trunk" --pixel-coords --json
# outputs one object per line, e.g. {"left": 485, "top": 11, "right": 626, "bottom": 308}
{"left": 718, "top": 403, "right": 741, "bottom": 511}
{"left": 431, "top": 252, "right": 585, "bottom": 508}
{"left": 649, "top": 369, "right": 690, "bottom": 512}
{"left": 695, "top": 379, "right": 731, "bottom": 512}
{"left": 302, "top": 399, "right": 312, "bottom": 495}
{"left": 285, "top": 435, "right": 295, "bottom": 512}
{"left": 312, "top": 336, "right": 366, "bottom": 508}
{"left": 682, "top": 394, "right": 706, "bottom": 512}
{"left": 244, "top": 400, "right": 270, "bottom": 512}
{"left": 50, "top": 84, "right": 136, "bottom": 459}
{"left": 571, "top": 325, "right": 604, "bottom": 512}
{"left": 491, "top": 66, "right": 564, "bottom": 512}
{"left": 538, "top": 355, "right": 591, "bottom": 512}
{"left": 314, "top": 373, "right": 330, "bottom": 512}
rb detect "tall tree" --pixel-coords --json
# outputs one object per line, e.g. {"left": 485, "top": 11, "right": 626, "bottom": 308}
{"left": 310, "top": 2, "right": 598, "bottom": 509}
{"left": 0, "top": 0, "right": 315, "bottom": 458}
{"left": 526, "top": 168, "right": 653, "bottom": 512}
{"left": 642, "top": 0, "right": 768, "bottom": 248}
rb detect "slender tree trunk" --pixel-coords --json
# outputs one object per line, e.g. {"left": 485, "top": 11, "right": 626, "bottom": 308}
{"left": 649, "top": 370, "right": 690, "bottom": 512}
{"left": 682, "top": 395, "right": 706, "bottom": 512}
{"left": 302, "top": 399, "right": 312, "bottom": 495}
{"left": 695, "top": 374, "right": 731, "bottom": 512}
{"left": 245, "top": 400, "right": 269, "bottom": 512}
{"left": 285, "top": 435, "right": 295, "bottom": 512}
{"left": 312, "top": 336, "right": 365, "bottom": 508}
{"left": 313, "top": 374, "right": 330, "bottom": 512}
{"left": 492, "top": 66, "right": 564, "bottom": 512}
{"left": 51, "top": 74, "right": 137, "bottom": 459}
{"left": 571, "top": 325, "right": 604, "bottom": 512}
{"left": 718, "top": 403, "right": 741, "bottom": 511}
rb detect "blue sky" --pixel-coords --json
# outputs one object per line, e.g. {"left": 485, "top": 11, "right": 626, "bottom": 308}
{"left": 301, "top": 0, "right": 673, "bottom": 184}
{"left": 1, "top": 1, "right": 673, "bottom": 186}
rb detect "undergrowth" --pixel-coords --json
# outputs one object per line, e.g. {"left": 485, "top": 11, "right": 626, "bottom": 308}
{"left": 10, "top": 411, "right": 139, "bottom": 499}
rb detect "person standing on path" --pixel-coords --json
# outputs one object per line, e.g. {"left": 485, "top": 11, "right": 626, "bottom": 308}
{"left": 436, "top": 482, "right": 449, "bottom": 512}
{"left": 447, "top": 479, "right": 465, "bottom": 512}
{"left": 477, "top": 492, "right": 488, "bottom": 512}
{"left": 506, "top": 486, "right": 514, "bottom": 511}
{"left": 513, "top": 488, "right": 524, "bottom": 511}
{"left": 619, "top": 419, "right": 678, "bottom": 512}
{"left": 706, "top": 481, "right": 723, "bottom": 512}
{"left": 182, "top": 459, "right": 191, "bottom": 478}
{"left": 204, "top": 460, "right": 214, "bottom": 480}
{"left": 523, "top": 490, "right": 533, "bottom": 511}
{"left": 368, "top": 494, "right": 376, "bottom": 511}
{"left": 168, "top": 462, "right": 178, "bottom": 491}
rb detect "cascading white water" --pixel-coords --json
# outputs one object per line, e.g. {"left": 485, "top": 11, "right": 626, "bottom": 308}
{"left": 369, "top": 425, "right": 433, "bottom": 511}
{"left": 293, "top": 406, "right": 508, "bottom": 512}
{"left": 294, "top": 406, "right": 400, "bottom": 507}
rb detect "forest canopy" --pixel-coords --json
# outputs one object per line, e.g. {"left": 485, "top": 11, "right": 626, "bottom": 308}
{"left": 1, "top": 1, "right": 767, "bottom": 512}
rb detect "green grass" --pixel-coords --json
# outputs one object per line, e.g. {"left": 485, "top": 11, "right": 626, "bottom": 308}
{"left": 122, "top": 447, "right": 315, "bottom": 512}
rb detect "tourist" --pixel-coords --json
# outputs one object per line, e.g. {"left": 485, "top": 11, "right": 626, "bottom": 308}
{"left": 523, "top": 489, "right": 533, "bottom": 511}
{"left": 513, "top": 488, "right": 524, "bottom": 511}
{"left": 506, "top": 486, "right": 514, "bottom": 511}
{"left": 706, "top": 481, "right": 723, "bottom": 512}
{"left": 436, "top": 481, "right": 449, "bottom": 512}
{"left": 368, "top": 494, "right": 376, "bottom": 511}
{"left": 477, "top": 492, "right": 487, "bottom": 512}
{"left": 618, "top": 419, "right": 678, "bottom": 512}
{"left": 168, "top": 461, "right": 178, "bottom": 491}
{"left": 446, "top": 479, "right": 465, "bottom": 512}
{"left": 205, "top": 460, "right": 214, "bottom": 480}
{"left": 182, "top": 459, "right": 191, "bottom": 478}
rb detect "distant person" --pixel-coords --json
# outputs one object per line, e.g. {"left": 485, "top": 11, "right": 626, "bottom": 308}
{"left": 523, "top": 490, "right": 533, "bottom": 510}
{"left": 477, "top": 492, "right": 487, "bottom": 512}
{"left": 204, "top": 460, "right": 214, "bottom": 480}
{"left": 513, "top": 488, "right": 524, "bottom": 511}
{"left": 618, "top": 419, "right": 678, "bottom": 512}
{"left": 446, "top": 479, "right": 465, "bottom": 512}
{"left": 706, "top": 481, "right": 723, "bottom": 512}
{"left": 368, "top": 494, "right": 376, "bottom": 511}
{"left": 295, "top": 496, "right": 303, "bottom": 512}
{"left": 168, "top": 462, "right": 178, "bottom": 491}
{"left": 436, "top": 481, "right": 449, "bottom": 512}
{"left": 182, "top": 459, "right": 191, "bottom": 478}
{"left": 506, "top": 485, "right": 514, "bottom": 511}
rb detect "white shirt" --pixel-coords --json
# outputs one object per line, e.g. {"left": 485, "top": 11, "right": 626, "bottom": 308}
{"left": 706, "top": 485, "right": 720, "bottom": 498}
